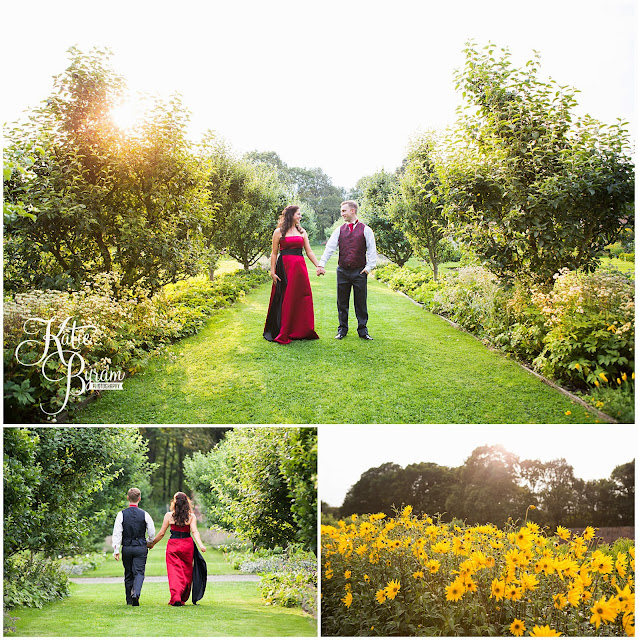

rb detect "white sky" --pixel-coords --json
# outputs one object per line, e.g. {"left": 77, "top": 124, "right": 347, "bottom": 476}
{"left": 319, "top": 424, "right": 636, "bottom": 507}
{"left": 1, "top": 0, "right": 635, "bottom": 190}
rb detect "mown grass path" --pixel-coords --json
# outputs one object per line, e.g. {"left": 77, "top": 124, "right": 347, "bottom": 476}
{"left": 76, "top": 261, "right": 600, "bottom": 424}
{"left": 8, "top": 542, "right": 316, "bottom": 637}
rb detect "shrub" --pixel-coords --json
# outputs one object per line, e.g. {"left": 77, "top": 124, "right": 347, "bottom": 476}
{"left": 58, "top": 552, "right": 106, "bottom": 576}
{"left": 3, "top": 268, "right": 270, "bottom": 422}
{"left": 376, "top": 264, "right": 634, "bottom": 420}
{"left": 4, "top": 554, "right": 70, "bottom": 610}
{"left": 531, "top": 269, "right": 634, "bottom": 389}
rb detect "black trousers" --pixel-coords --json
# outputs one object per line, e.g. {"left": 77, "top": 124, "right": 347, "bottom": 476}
{"left": 122, "top": 544, "right": 148, "bottom": 603}
{"left": 336, "top": 266, "right": 368, "bottom": 336}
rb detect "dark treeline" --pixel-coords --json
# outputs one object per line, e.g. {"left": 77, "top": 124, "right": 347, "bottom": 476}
{"left": 329, "top": 445, "right": 634, "bottom": 530}
{"left": 140, "top": 427, "right": 230, "bottom": 515}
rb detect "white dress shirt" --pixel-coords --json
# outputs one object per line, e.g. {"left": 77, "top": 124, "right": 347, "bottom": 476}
{"left": 319, "top": 221, "right": 378, "bottom": 273}
{"left": 112, "top": 505, "right": 156, "bottom": 555}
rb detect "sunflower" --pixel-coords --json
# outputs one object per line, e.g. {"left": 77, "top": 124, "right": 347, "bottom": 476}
{"left": 590, "top": 595, "right": 619, "bottom": 629}
{"left": 445, "top": 579, "right": 465, "bottom": 602}
{"left": 509, "top": 619, "right": 526, "bottom": 637}
{"left": 375, "top": 588, "right": 386, "bottom": 604}
{"left": 341, "top": 591, "right": 353, "bottom": 608}
{"left": 490, "top": 578, "right": 505, "bottom": 601}
{"left": 529, "top": 624, "right": 562, "bottom": 636}
{"left": 385, "top": 579, "right": 401, "bottom": 600}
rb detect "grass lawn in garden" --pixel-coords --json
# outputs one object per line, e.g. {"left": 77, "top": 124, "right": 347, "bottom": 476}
{"left": 7, "top": 581, "right": 316, "bottom": 637}
{"left": 75, "top": 251, "right": 602, "bottom": 424}
{"left": 84, "top": 542, "right": 240, "bottom": 578}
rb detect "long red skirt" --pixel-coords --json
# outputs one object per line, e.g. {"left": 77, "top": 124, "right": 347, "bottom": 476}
{"left": 263, "top": 236, "right": 319, "bottom": 344}
{"left": 166, "top": 537, "right": 194, "bottom": 605}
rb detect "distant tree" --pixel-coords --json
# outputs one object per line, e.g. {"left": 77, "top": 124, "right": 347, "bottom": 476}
{"left": 139, "top": 427, "right": 229, "bottom": 510}
{"left": 341, "top": 462, "right": 405, "bottom": 517}
{"left": 445, "top": 445, "right": 533, "bottom": 526}
{"left": 609, "top": 459, "right": 635, "bottom": 525}
{"left": 402, "top": 462, "right": 454, "bottom": 517}
{"left": 444, "top": 42, "right": 635, "bottom": 284}
{"left": 395, "top": 134, "right": 449, "bottom": 280}
{"left": 360, "top": 171, "right": 413, "bottom": 266}
{"left": 206, "top": 144, "right": 287, "bottom": 269}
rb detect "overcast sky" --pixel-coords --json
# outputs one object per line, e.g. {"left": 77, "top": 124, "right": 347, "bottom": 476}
{"left": 319, "top": 424, "right": 636, "bottom": 507}
{"left": 1, "top": 0, "right": 634, "bottom": 190}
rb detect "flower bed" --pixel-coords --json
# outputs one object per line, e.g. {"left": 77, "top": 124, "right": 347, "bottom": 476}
{"left": 3, "top": 269, "right": 270, "bottom": 422}
{"left": 321, "top": 509, "right": 635, "bottom": 636}
{"left": 374, "top": 264, "right": 635, "bottom": 422}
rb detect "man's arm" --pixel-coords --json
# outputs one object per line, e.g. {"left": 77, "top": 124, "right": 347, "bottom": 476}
{"left": 112, "top": 511, "right": 123, "bottom": 559}
{"left": 318, "top": 227, "right": 341, "bottom": 268}
{"left": 363, "top": 226, "right": 378, "bottom": 273}
{"left": 145, "top": 511, "right": 156, "bottom": 545}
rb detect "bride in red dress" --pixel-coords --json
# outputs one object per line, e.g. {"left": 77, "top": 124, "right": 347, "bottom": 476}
{"left": 148, "top": 492, "right": 207, "bottom": 606}
{"left": 264, "top": 205, "right": 321, "bottom": 343}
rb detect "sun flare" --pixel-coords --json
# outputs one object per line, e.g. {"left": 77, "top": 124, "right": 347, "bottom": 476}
{"left": 110, "top": 96, "right": 147, "bottom": 130}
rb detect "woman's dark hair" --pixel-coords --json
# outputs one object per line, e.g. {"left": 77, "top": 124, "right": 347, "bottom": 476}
{"left": 170, "top": 492, "right": 192, "bottom": 526}
{"left": 278, "top": 205, "right": 304, "bottom": 237}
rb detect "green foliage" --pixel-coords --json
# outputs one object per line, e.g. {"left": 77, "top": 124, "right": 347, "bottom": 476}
{"left": 395, "top": 132, "right": 450, "bottom": 280}
{"left": 374, "top": 263, "right": 443, "bottom": 305}
{"left": 3, "top": 269, "right": 269, "bottom": 422}
{"left": 383, "top": 263, "right": 634, "bottom": 420}
{"left": 531, "top": 269, "right": 634, "bottom": 390}
{"left": 184, "top": 428, "right": 317, "bottom": 551}
{"left": 359, "top": 171, "right": 413, "bottom": 266}
{"left": 244, "top": 150, "right": 342, "bottom": 243}
{"left": 206, "top": 143, "right": 289, "bottom": 269}
{"left": 4, "top": 47, "right": 209, "bottom": 297}
{"left": 443, "top": 42, "right": 635, "bottom": 284}
{"left": 3, "top": 428, "right": 153, "bottom": 562}
{"left": 3, "top": 554, "right": 70, "bottom": 610}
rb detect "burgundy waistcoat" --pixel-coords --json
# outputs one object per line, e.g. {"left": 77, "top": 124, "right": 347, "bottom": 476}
{"left": 338, "top": 223, "right": 367, "bottom": 269}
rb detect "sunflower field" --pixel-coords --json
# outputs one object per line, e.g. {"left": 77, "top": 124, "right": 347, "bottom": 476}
{"left": 321, "top": 508, "right": 635, "bottom": 636}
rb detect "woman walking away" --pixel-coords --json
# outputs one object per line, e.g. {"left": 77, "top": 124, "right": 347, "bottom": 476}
{"left": 148, "top": 492, "right": 207, "bottom": 605}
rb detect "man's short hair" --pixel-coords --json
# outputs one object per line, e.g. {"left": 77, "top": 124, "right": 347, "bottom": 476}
{"left": 341, "top": 200, "right": 358, "bottom": 213}
{"left": 127, "top": 488, "right": 141, "bottom": 502}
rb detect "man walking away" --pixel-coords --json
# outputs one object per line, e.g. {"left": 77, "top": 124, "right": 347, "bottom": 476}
{"left": 112, "top": 488, "right": 155, "bottom": 606}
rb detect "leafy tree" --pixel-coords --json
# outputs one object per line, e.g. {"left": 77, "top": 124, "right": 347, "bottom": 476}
{"left": 244, "top": 151, "right": 343, "bottom": 241}
{"left": 444, "top": 42, "right": 635, "bottom": 284}
{"left": 184, "top": 427, "right": 316, "bottom": 551}
{"left": 395, "top": 134, "right": 449, "bottom": 280}
{"left": 444, "top": 445, "right": 533, "bottom": 526}
{"left": 206, "top": 144, "right": 287, "bottom": 269}
{"left": 4, "top": 47, "right": 209, "bottom": 296}
{"left": 359, "top": 171, "right": 413, "bottom": 266}
{"left": 289, "top": 166, "right": 344, "bottom": 239}
{"left": 341, "top": 462, "right": 405, "bottom": 517}
{"left": 3, "top": 427, "right": 153, "bottom": 562}
{"left": 609, "top": 459, "right": 634, "bottom": 526}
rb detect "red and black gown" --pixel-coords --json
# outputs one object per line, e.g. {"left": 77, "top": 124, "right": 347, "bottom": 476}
{"left": 263, "top": 235, "right": 320, "bottom": 344}
{"left": 166, "top": 524, "right": 207, "bottom": 605}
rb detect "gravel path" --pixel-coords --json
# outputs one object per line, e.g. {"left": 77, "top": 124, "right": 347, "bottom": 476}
{"left": 70, "top": 575, "right": 260, "bottom": 584}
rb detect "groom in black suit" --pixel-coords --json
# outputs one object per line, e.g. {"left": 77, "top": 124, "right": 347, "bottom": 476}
{"left": 112, "top": 488, "right": 156, "bottom": 606}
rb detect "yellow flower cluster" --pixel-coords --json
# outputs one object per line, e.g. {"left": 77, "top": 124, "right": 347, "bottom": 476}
{"left": 321, "top": 510, "right": 635, "bottom": 637}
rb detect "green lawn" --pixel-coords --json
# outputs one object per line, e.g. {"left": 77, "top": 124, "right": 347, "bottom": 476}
{"left": 74, "top": 254, "right": 602, "bottom": 424}
{"left": 7, "top": 582, "right": 316, "bottom": 637}
{"left": 84, "top": 545, "right": 240, "bottom": 578}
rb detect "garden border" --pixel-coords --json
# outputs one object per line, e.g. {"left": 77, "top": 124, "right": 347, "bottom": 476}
{"left": 388, "top": 286, "right": 618, "bottom": 424}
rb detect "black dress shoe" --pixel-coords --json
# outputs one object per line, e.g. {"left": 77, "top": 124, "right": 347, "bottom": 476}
{"left": 359, "top": 334, "right": 373, "bottom": 340}
{"left": 131, "top": 595, "right": 139, "bottom": 606}
{"left": 335, "top": 333, "right": 346, "bottom": 339}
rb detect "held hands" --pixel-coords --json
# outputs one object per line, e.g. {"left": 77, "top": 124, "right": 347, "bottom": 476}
{"left": 316, "top": 266, "right": 326, "bottom": 276}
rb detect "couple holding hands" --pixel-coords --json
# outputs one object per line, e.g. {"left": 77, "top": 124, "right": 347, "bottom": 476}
{"left": 263, "top": 200, "right": 378, "bottom": 344}
{"left": 112, "top": 488, "right": 207, "bottom": 607}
